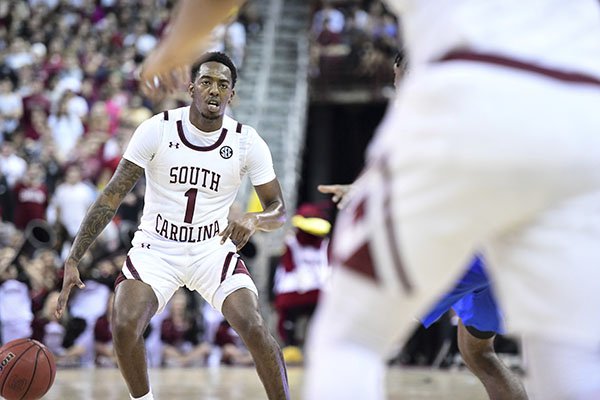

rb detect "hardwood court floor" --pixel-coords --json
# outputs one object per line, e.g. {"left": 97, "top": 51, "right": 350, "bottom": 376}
{"left": 43, "top": 366, "right": 487, "bottom": 399}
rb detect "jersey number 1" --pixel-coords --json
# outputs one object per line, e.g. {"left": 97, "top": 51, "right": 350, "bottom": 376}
{"left": 184, "top": 188, "right": 197, "bottom": 223}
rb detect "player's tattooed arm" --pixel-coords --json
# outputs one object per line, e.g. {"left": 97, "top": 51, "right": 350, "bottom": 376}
{"left": 68, "top": 159, "right": 144, "bottom": 262}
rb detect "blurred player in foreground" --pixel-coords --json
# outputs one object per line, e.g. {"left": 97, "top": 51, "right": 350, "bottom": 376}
{"left": 57, "top": 52, "right": 289, "bottom": 400}
{"left": 314, "top": 54, "right": 528, "bottom": 399}
{"left": 307, "top": 1, "right": 600, "bottom": 399}
{"left": 319, "top": 183, "right": 527, "bottom": 400}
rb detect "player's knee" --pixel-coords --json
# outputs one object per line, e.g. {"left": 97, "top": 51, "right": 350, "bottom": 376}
{"left": 112, "top": 309, "right": 146, "bottom": 346}
{"left": 459, "top": 338, "right": 497, "bottom": 372}
{"left": 235, "top": 314, "right": 270, "bottom": 344}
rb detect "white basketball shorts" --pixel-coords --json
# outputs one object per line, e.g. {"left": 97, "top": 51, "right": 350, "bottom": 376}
{"left": 118, "top": 230, "right": 258, "bottom": 313}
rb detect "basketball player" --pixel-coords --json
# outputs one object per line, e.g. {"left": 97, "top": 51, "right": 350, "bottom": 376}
{"left": 315, "top": 54, "right": 527, "bottom": 399}
{"left": 138, "top": 1, "right": 600, "bottom": 399}
{"left": 56, "top": 52, "right": 290, "bottom": 400}
{"left": 305, "top": 1, "right": 600, "bottom": 398}
{"left": 319, "top": 184, "right": 527, "bottom": 399}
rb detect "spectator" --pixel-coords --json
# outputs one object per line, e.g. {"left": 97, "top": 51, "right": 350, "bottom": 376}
{"left": 0, "top": 169, "right": 13, "bottom": 221}
{"left": 47, "top": 164, "right": 96, "bottom": 246}
{"left": 94, "top": 293, "right": 116, "bottom": 367}
{"left": 161, "top": 290, "right": 211, "bottom": 368}
{"left": 311, "top": 1, "right": 345, "bottom": 37}
{"left": 0, "top": 141, "right": 27, "bottom": 189}
{"left": 66, "top": 266, "right": 112, "bottom": 367}
{"left": 0, "top": 78, "right": 23, "bottom": 137}
{"left": 21, "top": 80, "right": 51, "bottom": 140}
{"left": 31, "top": 290, "right": 66, "bottom": 356}
{"left": 215, "top": 319, "right": 253, "bottom": 366}
{"left": 47, "top": 91, "right": 84, "bottom": 161}
{"left": 225, "top": 16, "right": 247, "bottom": 70}
{"left": 12, "top": 162, "right": 48, "bottom": 230}
{"left": 24, "top": 250, "right": 59, "bottom": 315}
{"left": 0, "top": 248, "right": 33, "bottom": 344}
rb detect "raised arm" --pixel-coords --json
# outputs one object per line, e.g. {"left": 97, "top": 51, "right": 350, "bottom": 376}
{"left": 56, "top": 159, "right": 143, "bottom": 318}
{"left": 220, "top": 178, "right": 286, "bottom": 251}
{"left": 139, "top": 0, "right": 246, "bottom": 97}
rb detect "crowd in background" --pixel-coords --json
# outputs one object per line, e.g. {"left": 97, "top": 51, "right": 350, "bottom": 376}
{"left": 309, "top": 0, "right": 401, "bottom": 96}
{"left": 0, "top": 0, "right": 261, "bottom": 368}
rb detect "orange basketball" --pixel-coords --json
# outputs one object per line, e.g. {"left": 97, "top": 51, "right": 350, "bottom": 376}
{"left": 0, "top": 338, "right": 56, "bottom": 400}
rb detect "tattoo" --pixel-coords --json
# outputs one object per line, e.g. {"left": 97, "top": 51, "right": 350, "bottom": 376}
{"left": 69, "top": 159, "right": 143, "bottom": 261}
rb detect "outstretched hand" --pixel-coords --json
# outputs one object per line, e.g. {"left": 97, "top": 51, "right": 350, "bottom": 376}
{"left": 220, "top": 214, "right": 259, "bottom": 251}
{"left": 318, "top": 184, "right": 352, "bottom": 209}
{"left": 138, "top": 55, "right": 191, "bottom": 100}
{"left": 55, "top": 258, "right": 85, "bottom": 319}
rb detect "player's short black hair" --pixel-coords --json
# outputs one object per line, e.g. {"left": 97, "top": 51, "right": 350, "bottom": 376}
{"left": 192, "top": 51, "right": 238, "bottom": 88}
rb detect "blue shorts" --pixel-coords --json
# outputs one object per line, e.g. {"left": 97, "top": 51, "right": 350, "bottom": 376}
{"left": 421, "top": 255, "right": 503, "bottom": 334}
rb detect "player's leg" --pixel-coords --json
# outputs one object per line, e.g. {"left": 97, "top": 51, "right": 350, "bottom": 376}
{"left": 457, "top": 321, "right": 527, "bottom": 400}
{"left": 112, "top": 279, "right": 158, "bottom": 399}
{"left": 221, "top": 288, "right": 289, "bottom": 400}
{"left": 305, "top": 267, "right": 423, "bottom": 400}
{"left": 446, "top": 260, "right": 527, "bottom": 398}
{"left": 113, "top": 242, "right": 183, "bottom": 400}
{"left": 305, "top": 162, "right": 473, "bottom": 400}
{"left": 485, "top": 190, "right": 600, "bottom": 398}
{"left": 191, "top": 248, "right": 289, "bottom": 400}
{"left": 522, "top": 336, "right": 600, "bottom": 400}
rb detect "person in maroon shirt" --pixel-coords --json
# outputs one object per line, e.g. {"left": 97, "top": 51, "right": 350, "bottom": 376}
{"left": 160, "top": 290, "right": 211, "bottom": 367}
{"left": 13, "top": 162, "right": 48, "bottom": 230}
{"left": 94, "top": 293, "right": 117, "bottom": 367}
{"left": 21, "top": 81, "right": 51, "bottom": 141}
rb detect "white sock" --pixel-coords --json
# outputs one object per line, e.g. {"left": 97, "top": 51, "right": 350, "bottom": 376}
{"left": 130, "top": 391, "right": 154, "bottom": 400}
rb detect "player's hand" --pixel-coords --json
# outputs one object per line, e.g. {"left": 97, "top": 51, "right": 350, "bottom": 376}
{"left": 138, "top": 56, "right": 190, "bottom": 100}
{"left": 318, "top": 184, "right": 352, "bottom": 209}
{"left": 219, "top": 214, "right": 258, "bottom": 251}
{"left": 55, "top": 258, "right": 85, "bottom": 319}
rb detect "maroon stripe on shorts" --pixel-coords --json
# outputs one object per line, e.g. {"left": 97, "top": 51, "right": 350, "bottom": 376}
{"left": 233, "top": 258, "right": 250, "bottom": 276}
{"left": 163, "top": 110, "right": 169, "bottom": 120}
{"left": 177, "top": 120, "right": 228, "bottom": 151}
{"left": 236, "top": 122, "right": 242, "bottom": 133}
{"left": 125, "top": 256, "right": 142, "bottom": 281}
{"left": 114, "top": 272, "right": 127, "bottom": 289}
{"left": 381, "top": 159, "right": 413, "bottom": 293}
{"left": 220, "top": 252, "right": 235, "bottom": 283}
{"left": 438, "top": 50, "right": 600, "bottom": 86}
{"left": 353, "top": 199, "right": 366, "bottom": 222}
{"left": 342, "top": 242, "right": 377, "bottom": 280}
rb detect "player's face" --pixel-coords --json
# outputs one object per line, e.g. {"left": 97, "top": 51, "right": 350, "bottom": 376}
{"left": 189, "top": 62, "right": 235, "bottom": 121}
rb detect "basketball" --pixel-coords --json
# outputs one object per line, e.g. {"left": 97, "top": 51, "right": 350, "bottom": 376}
{"left": 0, "top": 338, "right": 56, "bottom": 400}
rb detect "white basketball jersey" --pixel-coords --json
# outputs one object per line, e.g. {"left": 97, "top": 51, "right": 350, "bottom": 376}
{"left": 386, "top": 0, "right": 600, "bottom": 76}
{"left": 123, "top": 106, "right": 276, "bottom": 245}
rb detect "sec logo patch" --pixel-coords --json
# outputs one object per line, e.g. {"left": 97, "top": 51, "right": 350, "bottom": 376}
{"left": 220, "top": 146, "right": 233, "bottom": 159}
